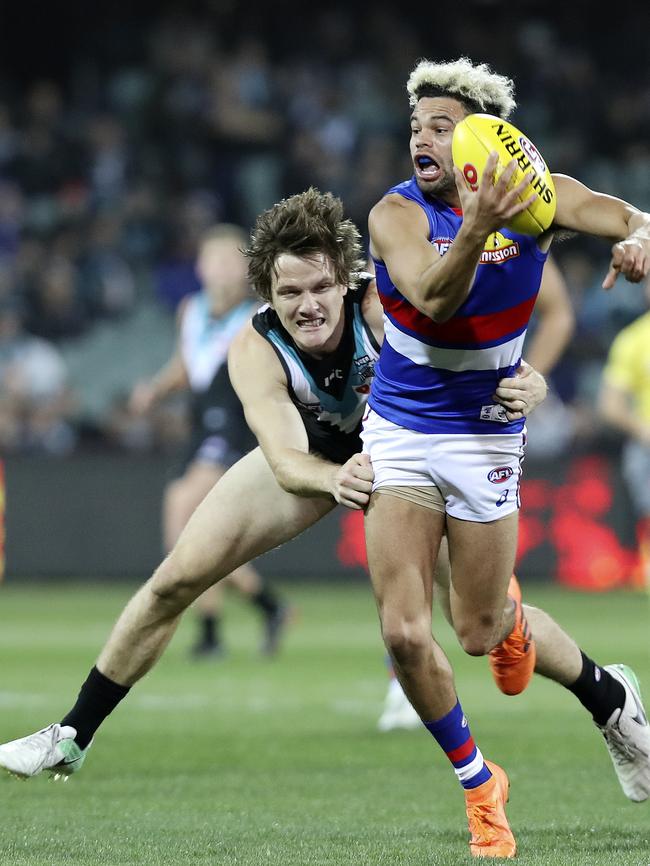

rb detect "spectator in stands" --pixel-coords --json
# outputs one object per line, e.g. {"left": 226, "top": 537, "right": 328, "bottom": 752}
{"left": 0, "top": 298, "right": 76, "bottom": 454}
{"left": 0, "top": 4, "right": 645, "bottom": 455}
{"left": 24, "top": 254, "right": 89, "bottom": 341}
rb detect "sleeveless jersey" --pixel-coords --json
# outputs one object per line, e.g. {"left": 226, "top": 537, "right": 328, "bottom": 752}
{"left": 253, "top": 279, "right": 380, "bottom": 463}
{"left": 370, "top": 177, "right": 548, "bottom": 435}
{"left": 181, "top": 294, "right": 257, "bottom": 436}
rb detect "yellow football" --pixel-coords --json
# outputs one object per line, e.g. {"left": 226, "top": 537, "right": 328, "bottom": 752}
{"left": 452, "top": 113, "right": 556, "bottom": 236}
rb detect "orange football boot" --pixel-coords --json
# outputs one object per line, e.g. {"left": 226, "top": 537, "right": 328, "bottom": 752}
{"left": 465, "top": 760, "right": 516, "bottom": 858}
{"left": 489, "top": 574, "right": 536, "bottom": 696}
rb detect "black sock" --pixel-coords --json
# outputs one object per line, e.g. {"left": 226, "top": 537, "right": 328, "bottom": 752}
{"left": 566, "top": 652, "right": 626, "bottom": 726}
{"left": 200, "top": 613, "right": 220, "bottom": 647}
{"left": 251, "top": 586, "right": 280, "bottom": 617}
{"left": 60, "top": 666, "right": 130, "bottom": 749}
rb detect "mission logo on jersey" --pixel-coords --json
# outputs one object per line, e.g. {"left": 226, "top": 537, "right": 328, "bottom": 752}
{"left": 432, "top": 231, "right": 520, "bottom": 264}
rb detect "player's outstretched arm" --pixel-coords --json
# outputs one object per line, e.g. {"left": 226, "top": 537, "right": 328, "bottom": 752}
{"left": 128, "top": 298, "right": 190, "bottom": 414}
{"left": 229, "top": 323, "right": 372, "bottom": 507}
{"left": 552, "top": 174, "right": 650, "bottom": 290}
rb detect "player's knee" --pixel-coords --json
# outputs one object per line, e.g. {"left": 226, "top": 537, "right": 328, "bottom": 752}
{"left": 381, "top": 616, "right": 430, "bottom": 665}
{"left": 149, "top": 555, "right": 205, "bottom": 612}
{"left": 455, "top": 616, "right": 499, "bottom": 657}
{"left": 458, "top": 637, "right": 491, "bottom": 657}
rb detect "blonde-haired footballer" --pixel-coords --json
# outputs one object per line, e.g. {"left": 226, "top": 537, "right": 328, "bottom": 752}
{"left": 364, "top": 56, "right": 650, "bottom": 857}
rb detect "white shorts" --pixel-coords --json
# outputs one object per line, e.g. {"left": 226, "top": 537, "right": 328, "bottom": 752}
{"left": 360, "top": 409, "right": 526, "bottom": 522}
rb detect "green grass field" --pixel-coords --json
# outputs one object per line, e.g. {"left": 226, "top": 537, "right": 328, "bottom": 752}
{"left": 0, "top": 581, "right": 648, "bottom": 865}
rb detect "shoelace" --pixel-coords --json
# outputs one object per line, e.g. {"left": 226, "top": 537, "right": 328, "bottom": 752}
{"left": 22, "top": 730, "right": 57, "bottom": 754}
{"left": 490, "top": 632, "right": 528, "bottom": 668}
{"left": 467, "top": 801, "right": 503, "bottom": 843}
{"left": 602, "top": 724, "right": 639, "bottom": 764}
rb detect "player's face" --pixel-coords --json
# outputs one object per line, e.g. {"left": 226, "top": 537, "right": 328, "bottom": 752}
{"left": 410, "top": 97, "right": 467, "bottom": 203}
{"left": 270, "top": 252, "right": 347, "bottom": 358}
{"left": 197, "top": 238, "right": 249, "bottom": 315}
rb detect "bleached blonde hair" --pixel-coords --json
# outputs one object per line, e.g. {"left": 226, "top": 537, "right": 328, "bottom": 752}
{"left": 407, "top": 57, "right": 516, "bottom": 119}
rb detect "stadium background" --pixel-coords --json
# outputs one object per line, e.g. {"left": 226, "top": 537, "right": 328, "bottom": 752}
{"left": 0, "top": 0, "right": 648, "bottom": 588}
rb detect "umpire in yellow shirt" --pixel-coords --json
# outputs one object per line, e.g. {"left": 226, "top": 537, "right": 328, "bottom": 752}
{"left": 599, "top": 275, "right": 650, "bottom": 588}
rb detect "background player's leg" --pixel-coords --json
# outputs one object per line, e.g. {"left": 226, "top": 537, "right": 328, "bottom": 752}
{"left": 164, "top": 461, "right": 231, "bottom": 658}
{"left": 162, "top": 461, "right": 222, "bottom": 553}
{"left": 191, "top": 582, "right": 227, "bottom": 657}
{"left": 226, "top": 566, "right": 292, "bottom": 656}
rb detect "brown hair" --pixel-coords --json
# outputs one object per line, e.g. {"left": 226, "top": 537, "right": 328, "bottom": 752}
{"left": 245, "top": 188, "right": 365, "bottom": 301}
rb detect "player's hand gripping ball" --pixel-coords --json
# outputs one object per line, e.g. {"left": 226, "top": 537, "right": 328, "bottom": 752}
{"left": 452, "top": 114, "right": 556, "bottom": 236}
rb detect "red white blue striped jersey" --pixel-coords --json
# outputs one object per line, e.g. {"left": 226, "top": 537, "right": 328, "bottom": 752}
{"left": 369, "top": 176, "right": 548, "bottom": 435}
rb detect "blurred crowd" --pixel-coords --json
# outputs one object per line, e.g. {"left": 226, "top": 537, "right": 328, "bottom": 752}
{"left": 0, "top": 2, "right": 648, "bottom": 457}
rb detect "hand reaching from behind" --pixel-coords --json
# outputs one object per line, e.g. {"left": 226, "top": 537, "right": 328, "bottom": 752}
{"left": 331, "top": 452, "right": 374, "bottom": 510}
{"left": 494, "top": 360, "right": 547, "bottom": 421}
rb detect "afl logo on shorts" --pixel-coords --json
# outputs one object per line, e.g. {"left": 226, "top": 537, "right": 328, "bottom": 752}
{"left": 488, "top": 467, "right": 513, "bottom": 484}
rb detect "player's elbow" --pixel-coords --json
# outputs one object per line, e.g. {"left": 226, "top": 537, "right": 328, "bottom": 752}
{"left": 428, "top": 305, "right": 455, "bottom": 323}
{"left": 270, "top": 457, "right": 312, "bottom": 498}
{"left": 418, "top": 297, "right": 457, "bottom": 323}
{"left": 269, "top": 457, "right": 295, "bottom": 493}
{"left": 417, "top": 283, "right": 463, "bottom": 322}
